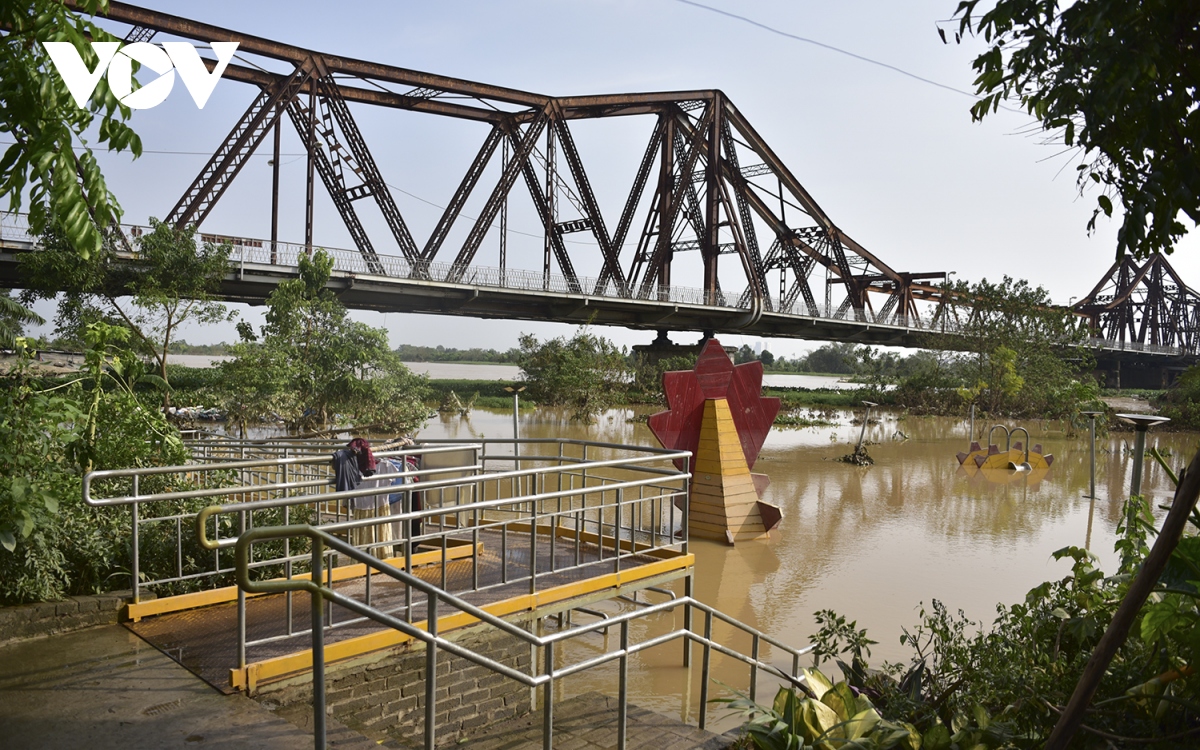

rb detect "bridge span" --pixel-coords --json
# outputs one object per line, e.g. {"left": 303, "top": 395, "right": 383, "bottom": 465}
{"left": 1, "top": 214, "right": 1195, "bottom": 385}
{"left": 4, "top": 2, "right": 1198, "bottom": 386}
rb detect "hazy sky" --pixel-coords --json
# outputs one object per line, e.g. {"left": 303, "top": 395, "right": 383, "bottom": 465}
{"left": 25, "top": 0, "right": 1200, "bottom": 359}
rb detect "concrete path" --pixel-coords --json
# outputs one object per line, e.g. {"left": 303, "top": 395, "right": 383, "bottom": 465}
{"left": 0, "top": 625, "right": 323, "bottom": 749}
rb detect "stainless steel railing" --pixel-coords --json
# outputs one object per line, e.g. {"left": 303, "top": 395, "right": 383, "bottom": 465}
{"left": 84, "top": 438, "right": 692, "bottom": 671}
{"left": 236, "top": 525, "right": 813, "bottom": 750}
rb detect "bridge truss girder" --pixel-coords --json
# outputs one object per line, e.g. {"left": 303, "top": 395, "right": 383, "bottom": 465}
{"left": 1074, "top": 254, "right": 1200, "bottom": 354}
{"left": 89, "top": 1, "right": 951, "bottom": 329}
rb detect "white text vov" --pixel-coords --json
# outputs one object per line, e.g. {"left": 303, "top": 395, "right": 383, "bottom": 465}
{"left": 43, "top": 41, "right": 239, "bottom": 110}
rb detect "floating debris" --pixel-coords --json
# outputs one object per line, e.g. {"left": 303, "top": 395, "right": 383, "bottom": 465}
{"left": 837, "top": 445, "right": 874, "bottom": 466}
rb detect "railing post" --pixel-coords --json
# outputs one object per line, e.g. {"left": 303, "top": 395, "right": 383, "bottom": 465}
{"left": 698, "top": 610, "right": 712, "bottom": 730}
{"left": 682, "top": 576, "right": 693, "bottom": 668}
{"left": 131, "top": 474, "right": 140, "bottom": 604}
{"left": 425, "top": 593, "right": 438, "bottom": 750}
{"left": 238, "top": 510, "right": 247, "bottom": 669}
{"left": 618, "top": 620, "right": 629, "bottom": 750}
{"left": 750, "top": 634, "right": 760, "bottom": 703}
{"left": 542, "top": 641, "right": 554, "bottom": 750}
{"left": 311, "top": 536, "right": 326, "bottom": 750}
{"left": 530, "top": 496, "right": 538, "bottom": 596}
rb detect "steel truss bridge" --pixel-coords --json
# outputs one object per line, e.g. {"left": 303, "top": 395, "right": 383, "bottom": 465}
{"left": 2, "top": 2, "right": 1197, "bottom": 368}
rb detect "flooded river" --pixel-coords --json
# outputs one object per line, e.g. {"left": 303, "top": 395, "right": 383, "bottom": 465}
{"left": 417, "top": 405, "right": 1195, "bottom": 727}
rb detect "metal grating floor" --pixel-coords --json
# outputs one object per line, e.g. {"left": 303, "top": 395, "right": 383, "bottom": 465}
{"left": 127, "top": 528, "right": 669, "bottom": 692}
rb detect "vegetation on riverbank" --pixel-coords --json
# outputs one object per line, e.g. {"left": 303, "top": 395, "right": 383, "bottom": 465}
{"left": 752, "top": 467, "right": 1200, "bottom": 749}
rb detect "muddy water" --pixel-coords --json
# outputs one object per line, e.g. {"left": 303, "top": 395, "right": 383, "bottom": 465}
{"left": 417, "top": 407, "right": 1195, "bottom": 727}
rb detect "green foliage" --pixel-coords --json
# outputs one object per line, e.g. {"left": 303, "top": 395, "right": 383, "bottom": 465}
{"left": 800, "top": 343, "right": 860, "bottom": 375}
{"left": 393, "top": 343, "right": 519, "bottom": 363}
{"left": 954, "top": 0, "right": 1200, "bottom": 259}
{"left": 0, "top": 289, "right": 44, "bottom": 348}
{"left": 1158, "top": 365, "right": 1200, "bottom": 430}
{"left": 721, "top": 670, "right": 933, "bottom": 750}
{"left": 0, "top": 325, "right": 192, "bottom": 604}
{"left": 516, "top": 327, "right": 630, "bottom": 422}
{"left": 893, "top": 277, "right": 1100, "bottom": 419}
{"left": 216, "top": 249, "right": 429, "bottom": 433}
{"left": 20, "top": 220, "right": 233, "bottom": 404}
{"left": 0, "top": 0, "right": 141, "bottom": 258}
{"left": 0, "top": 341, "right": 82, "bottom": 555}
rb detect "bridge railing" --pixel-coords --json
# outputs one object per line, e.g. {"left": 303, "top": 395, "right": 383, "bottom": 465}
{"left": 3, "top": 211, "right": 1190, "bottom": 354}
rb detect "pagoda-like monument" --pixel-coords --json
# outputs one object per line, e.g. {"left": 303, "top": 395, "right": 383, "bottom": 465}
{"left": 648, "top": 339, "right": 783, "bottom": 543}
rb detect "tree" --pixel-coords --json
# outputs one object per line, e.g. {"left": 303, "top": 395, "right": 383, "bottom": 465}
{"left": 938, "top": 276, "right": 1098, "bottom": 418}
{"left": 0, "top": 0, "right": 141, "bottom": 258}
{"left": 217, "top": 249, "right": 429, "bottom": 434}
{"left": 517, "top": 328, "right": 630, "bottom": 422}
{"left": 803, "top": 343, "right": 860, "bottom": 375}
{"left": 759, "top": 349, "right": 775, "bottom": 367}
{"left": 20, "top": 220, "right": 234, "bottom": 405}
{"left": 954, "top": 0, "right": 1200, "bottom": 258}
{"left": 0, "top": 289, "right": 43, "bottom": 348}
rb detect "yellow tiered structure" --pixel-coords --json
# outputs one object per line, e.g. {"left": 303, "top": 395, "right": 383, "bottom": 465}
{"left": 688, "top": 399, "right": 771, "bottom": 543}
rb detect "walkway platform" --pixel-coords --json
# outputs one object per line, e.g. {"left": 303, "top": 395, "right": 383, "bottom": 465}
{"left": 128, "top": 526, "right": 692, "bottom": 694}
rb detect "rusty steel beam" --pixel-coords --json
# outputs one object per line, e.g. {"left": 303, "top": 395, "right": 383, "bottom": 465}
{"left": 218, "top": 62, "right": 504, "bottom": 123}
{"left": 89, "top": 1, "right": 550, "bottom": 108}
{"left": 449, "top": 111, "right": 551, "bottom": 273}
{"left": 553, "top": 120, "right": 629, "bottom": 296}
{"left": 166, "top": 59, "right": 317, "bottom": 229}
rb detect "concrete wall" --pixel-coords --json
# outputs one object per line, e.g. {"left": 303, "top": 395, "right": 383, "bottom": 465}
{"left": 258, "top": 622, "right": 533, "bottom": 746}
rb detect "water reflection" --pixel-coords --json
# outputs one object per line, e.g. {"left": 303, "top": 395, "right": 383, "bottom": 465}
{"left": 416, "top": 407, "right": 1196, "bottom": 725}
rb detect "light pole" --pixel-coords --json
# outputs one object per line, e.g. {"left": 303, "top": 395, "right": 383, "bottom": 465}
{"left": 856, "top": 401, "right": 878, "bottom": 453}
{"left": 941, "top": 271, "right": 956, "bottom": 335}
{"left": 1079, "top": 410, "right": 1103, "bottom": 551}
{"left": 1116, "top": 413, "right": 1170, "bottom": 497}
{"left": 1079, "top": 411, "right": 1103, "bottom": 499}
{"left": 503, "top": 385, "right": 526, "bottom": 442}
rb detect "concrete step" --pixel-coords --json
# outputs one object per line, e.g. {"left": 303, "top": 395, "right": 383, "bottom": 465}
{"left": 0, "top": 624, "right": 316, "bottom": 749}
{"left": 448, "top": 691, "right": 737, "bottom": 750}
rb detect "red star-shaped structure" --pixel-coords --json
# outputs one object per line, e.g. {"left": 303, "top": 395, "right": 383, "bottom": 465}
{"left": 648, "top": 339, "right": 780, "bottom": 471}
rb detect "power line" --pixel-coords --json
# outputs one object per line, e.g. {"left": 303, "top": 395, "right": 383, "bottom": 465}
{"left": 671, "top": 0, "right": 1013, "bottom": 107}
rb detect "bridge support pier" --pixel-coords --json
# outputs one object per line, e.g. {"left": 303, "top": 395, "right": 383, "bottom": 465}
{"left": 1093, "top": 358, "right": 1187, "bottom": 390}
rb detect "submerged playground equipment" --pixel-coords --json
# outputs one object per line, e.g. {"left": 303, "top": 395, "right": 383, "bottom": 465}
{"left": 956, "top": 424, "right": 1055, "bottom": 484}
{"left": 648, "top": 339, "right": 783, "bottom": 543}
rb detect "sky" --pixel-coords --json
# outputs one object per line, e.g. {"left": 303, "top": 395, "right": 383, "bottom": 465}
{"left": 23, "top": 0, "right": 1200, "bottom": 360}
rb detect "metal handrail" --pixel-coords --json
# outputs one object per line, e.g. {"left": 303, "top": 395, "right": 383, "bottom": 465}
{"left": 237, "top": 525, "right": 813, "bottom": 750}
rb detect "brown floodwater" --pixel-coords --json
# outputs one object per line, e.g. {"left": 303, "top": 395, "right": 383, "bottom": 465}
{"left": 418, "top": 406, "right": 1196, "bottom": 727}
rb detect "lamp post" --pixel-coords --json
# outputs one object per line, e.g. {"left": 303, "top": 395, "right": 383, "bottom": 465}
{"left": 1079, "top": 411, "right": 1103, "bottom": 500}
{"left": 503, "top": 385, "right": 526, "bottom": 442}
{"left": 940, "top": 271, "right": 957, "bottom": 335}
{"left": 1116, "top": 413, "right": 1170, "bottom": 497}
{"left": 1079, "top": 410, "right": 1103, "bottom": 551}
{"left": 856, "top": 401, "right": 878, "bottom": 453}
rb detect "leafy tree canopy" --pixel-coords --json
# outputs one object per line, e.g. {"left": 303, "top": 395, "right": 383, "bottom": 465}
{"left": 19, "top": 220, "right": 233, "bottom": 404}
{"left": 217, "top": 249, "right": 429, "bottom": 434}
{"left": 0, "top": 0, "right": 141, "bottom": 257}
{"left": 517, "top": 328, "right": 629, "bottom": 422}
{"left": 954, "top": 0, "right": 1200, "bottom": 258}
